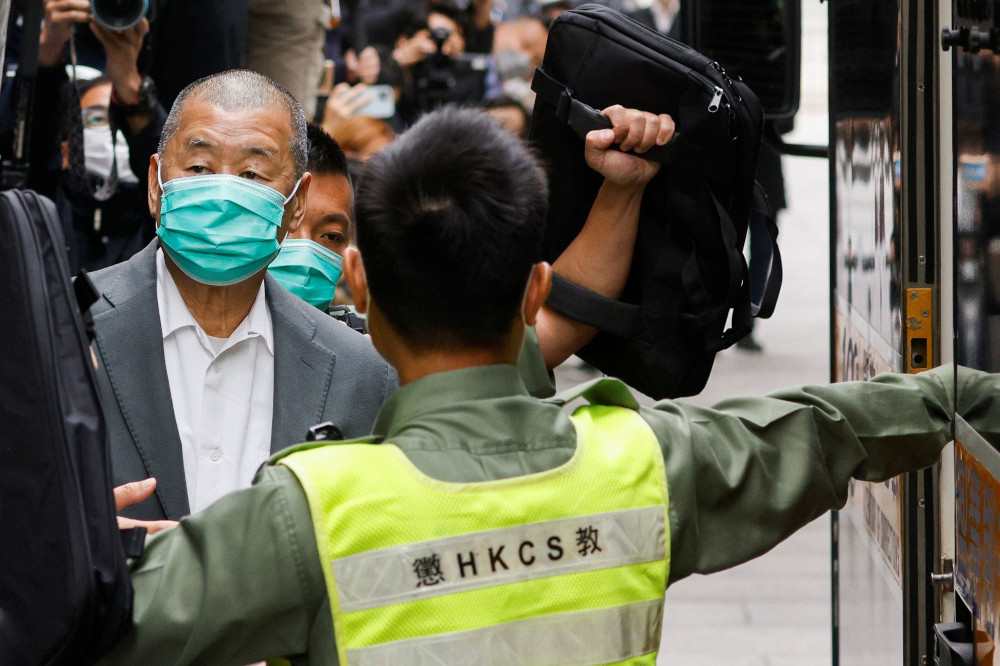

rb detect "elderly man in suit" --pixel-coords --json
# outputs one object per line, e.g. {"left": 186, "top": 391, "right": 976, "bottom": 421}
{"left": 90, "top": 70, "right": 397, "bottom": 521}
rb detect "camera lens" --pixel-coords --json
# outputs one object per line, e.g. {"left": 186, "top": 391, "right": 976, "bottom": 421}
{"left": 90, "top": 0, "right": 149, "bottom": 31}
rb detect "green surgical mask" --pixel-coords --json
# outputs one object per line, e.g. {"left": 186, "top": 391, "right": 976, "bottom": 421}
{"left": 156, "top": 163, "right": 302, "bottom": 286}
{"left": 268, "top": 239, "right": 344, "bottom": 310}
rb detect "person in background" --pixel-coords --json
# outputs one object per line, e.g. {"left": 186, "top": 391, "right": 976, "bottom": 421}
{"left": 485, "top": 94, "right": 530, "bottom": 138}
{"left": 331, "top": 115, "right": 395, "bottom": 163}
{"left": 23, "top": 0, "right": 161, "bottom": 272}
{"left": 269, "top": 124, "right": 353, "bottom": 312}
{"left": 245, "top": 0, "right": 332, "bottom": 119}
{"left": 491, "top": 16, "right": 547, "bottom": 108}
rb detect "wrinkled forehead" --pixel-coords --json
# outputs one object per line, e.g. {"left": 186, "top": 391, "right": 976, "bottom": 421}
{"left": 166, "top": 97, "right": 294, "bottom": 164}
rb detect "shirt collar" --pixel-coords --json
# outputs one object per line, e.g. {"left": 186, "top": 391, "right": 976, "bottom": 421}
{"left": 372, "top": 364, "right": 530, "bottom": 438}
{"left": 156, "top": 248, "right": 274, "bottom": 356}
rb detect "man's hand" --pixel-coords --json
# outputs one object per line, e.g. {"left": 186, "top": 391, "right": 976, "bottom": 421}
{"left": 38, "top": 0, "right": 91, "bottom": 67}
{"left": 321, "top": 82, "right": 373, "bottom": 134}
{"left": 392, "top": 30, "right": 436, "bottom": 67}
{"left": 584, "top": 105, "right": 675, "bottom": 188}
{"left": 114, "top": 478, "right": 178, "bottom": 535}
{"left": 90, "top": 18, "right": 150, "bottom": 106}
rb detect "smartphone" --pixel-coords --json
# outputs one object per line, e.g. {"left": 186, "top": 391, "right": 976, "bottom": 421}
{"left": 354, "top": 84, "right": 396, "bottom": 119}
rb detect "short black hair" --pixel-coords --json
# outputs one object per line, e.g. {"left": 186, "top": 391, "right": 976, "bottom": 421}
{"left": 306, "top": 123, "right": 349, "bottom": 178}
{"left": 356, "top": 107, "right": 548, "bottom": 350}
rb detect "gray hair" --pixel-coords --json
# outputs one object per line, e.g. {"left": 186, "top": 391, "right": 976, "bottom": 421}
{"left": 158, "top": 69, "right": 308, "bottom": 178}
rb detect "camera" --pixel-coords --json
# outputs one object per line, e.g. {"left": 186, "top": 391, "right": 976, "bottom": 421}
{"left": 90, "top": 0, "right": 148, "bottom": 31}
{"left": 411, "top": 28, "right": 488, "bottom": 114}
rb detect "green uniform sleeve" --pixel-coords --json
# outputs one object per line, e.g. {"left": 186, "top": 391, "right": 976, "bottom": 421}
{"left": 957, "top": 364, "right": 1000, "bottom": 447}
{"left": 517, "top": 325, "right": 556, "bottom": 398}
{"left": 96, "top": 465, "right": 327, "bottom": 666}
{"left": 643, "top": 366, "right": 955, "bottom": 584}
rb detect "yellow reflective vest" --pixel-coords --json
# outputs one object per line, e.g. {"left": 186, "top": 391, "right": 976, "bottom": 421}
{"left": 278, "top": 404, "right": 670, "bottom": 665}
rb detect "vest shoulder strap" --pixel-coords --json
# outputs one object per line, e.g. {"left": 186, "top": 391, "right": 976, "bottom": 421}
{"left": 546, "top": 376, "right": 641, "bottom": 411}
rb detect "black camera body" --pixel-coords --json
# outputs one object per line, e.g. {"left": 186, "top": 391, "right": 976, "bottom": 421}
{"left": 411, "top": 29, "right": 488, "bottom": 115}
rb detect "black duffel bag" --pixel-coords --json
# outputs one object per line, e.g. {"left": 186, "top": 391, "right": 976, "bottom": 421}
{"left": 0, "top": 190, "right": 137, "bottom": 664}
{"left": 530, "top": 5, "right": 781, "bottom": 399}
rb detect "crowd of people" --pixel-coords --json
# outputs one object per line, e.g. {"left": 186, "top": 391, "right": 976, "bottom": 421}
{"left": 0, "top": 0, "right": 681, "bottom": 289}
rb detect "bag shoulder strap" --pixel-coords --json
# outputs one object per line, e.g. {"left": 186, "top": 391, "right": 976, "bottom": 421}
{"left": 546, "top": 273, "right": 647, "bottom": 339}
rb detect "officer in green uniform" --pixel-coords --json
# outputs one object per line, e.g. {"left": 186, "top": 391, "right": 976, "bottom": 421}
{"left": 97, "top": 107, "right": 983, "bottom": 665}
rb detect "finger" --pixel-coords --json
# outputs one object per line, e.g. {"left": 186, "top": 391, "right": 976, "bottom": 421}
{"left": 601, "top": 105, "right": 629, "bottom": 145}
{"left": 114, "top": 477, "right": 157, "bottom": 511}
{"left": 619, "top": 109, "right": 646, "bottom": 153}
{"left": 117, "top": 516, "right": 178, "bottom": 535}
{"left": 633, "top": 113, "right": 660, "bottom": 154}
{"left": 51, "top": 9, "right": 91, "bottom": 22}
{"left": 143, "top": 519, "right": 179, "bottom": 535}
{"left": 330, "top": 82, "right": 351, "bottom": 100}
{"left": 131, "top": 17, "right": 150, "bottom": 40}
{"left": 49, "top": 0, "right": 90, "bottom": 13}
{"left": 347, "top": 92, "right": 373, "bottom": 113}
{"left": 655, "top": 113, "right": 675, "bottom": 146}
{"left": 51, "top": 0, "right": 90, "bottom": 9}
{"left": 344, "top": 83, "right": 369, "bottom": 103}
{"left": 584, "top": 128, "right": 616, "bottom": 151}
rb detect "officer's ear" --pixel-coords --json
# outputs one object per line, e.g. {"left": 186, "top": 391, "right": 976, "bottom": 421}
{"left": 521, "top": 262, "right": 552, "bottom": 327}
{"left": 344, "top": 247, "right": 369, "bottom": 314}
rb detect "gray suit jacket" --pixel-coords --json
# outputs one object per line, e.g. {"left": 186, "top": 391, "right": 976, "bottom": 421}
{"left": 89, "top": 241, "right": 398, "bottom": 520}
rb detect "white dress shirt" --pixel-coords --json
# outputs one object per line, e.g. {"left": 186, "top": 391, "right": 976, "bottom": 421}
{"left": 156, "top": 249, "right": 275, "bottom": 513}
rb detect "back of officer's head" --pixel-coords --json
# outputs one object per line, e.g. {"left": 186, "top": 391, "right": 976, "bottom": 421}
{"left": 356, "top": 107, "right": 548, "bottom": 351}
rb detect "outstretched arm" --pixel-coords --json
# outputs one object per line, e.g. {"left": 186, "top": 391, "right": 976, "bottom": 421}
{"left": 535, "top": 105, "right": 674, "bottom": 369}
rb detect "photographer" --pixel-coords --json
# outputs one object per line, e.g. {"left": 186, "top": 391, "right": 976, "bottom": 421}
{"left": 392, "top": 3, "right": 501, "bottom": 124}
{"left": 21, "top": 0, "right": 164, "bottom": 271}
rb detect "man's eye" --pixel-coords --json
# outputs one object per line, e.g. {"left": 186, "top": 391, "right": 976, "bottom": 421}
{"left": 190, "top": 166, "right": 211, "bottom": 175}
{"left": 322, "top": 233, "right": 346, "bottom": 245}
{"left": 241, "top": 171, "right": 259, "bottom": 180}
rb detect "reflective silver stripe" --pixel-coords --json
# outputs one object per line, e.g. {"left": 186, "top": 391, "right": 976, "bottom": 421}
{"left": 345, "top": 597, "right": 663, "bottom": 666}
{"left": 333, "top": 505, "right": 664, "bottom": 613}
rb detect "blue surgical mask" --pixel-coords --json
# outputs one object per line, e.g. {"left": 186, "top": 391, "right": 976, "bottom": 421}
{"left": 156, "top": 162, "right": 302, "bottom": 286}
{"left": 268, "top": 239, "right": 344, "bottom": 311}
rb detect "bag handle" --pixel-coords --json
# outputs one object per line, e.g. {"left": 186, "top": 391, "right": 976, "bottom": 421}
{"left": 531, "top": 67, "right": 682, "bottom": 164}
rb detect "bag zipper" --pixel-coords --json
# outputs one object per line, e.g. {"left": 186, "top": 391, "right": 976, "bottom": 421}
{"left": 572, "top": 5, "right": 747, "bottom": 126}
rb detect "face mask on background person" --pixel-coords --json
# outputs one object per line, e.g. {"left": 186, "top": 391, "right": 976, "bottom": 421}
{"left": 268, "top": 239, "right": 344, "bottom": 311}
{"left": 83, "top": 126, "right": 139, "bottom": 184}
{"left": 156, "top": 163, "right": 303, "bottom": 286}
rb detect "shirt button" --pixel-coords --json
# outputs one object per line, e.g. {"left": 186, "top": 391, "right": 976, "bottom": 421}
{"left": 209, "top": 449, "right": 221, "bottom": 462}
{"left": 215, "top": 365, "right": 222, "bottom": 373}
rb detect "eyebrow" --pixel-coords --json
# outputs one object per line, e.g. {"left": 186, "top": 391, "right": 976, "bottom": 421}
{"left": 184, "top": 137, "right": 277, "bottom": 159}
{"left": 324, "top": 213, "right": 352, "bottom": 227}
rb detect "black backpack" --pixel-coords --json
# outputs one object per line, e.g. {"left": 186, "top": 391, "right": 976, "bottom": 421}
{"left": 530, "top": 5, "right": 782, "bottom": 399}
{"left": 0, "top": 190, "right": 136, "bottom": 664}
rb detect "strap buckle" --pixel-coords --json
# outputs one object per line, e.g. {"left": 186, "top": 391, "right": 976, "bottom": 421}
{"left": 556, "top": 88, "right": 574, "bottom": 123}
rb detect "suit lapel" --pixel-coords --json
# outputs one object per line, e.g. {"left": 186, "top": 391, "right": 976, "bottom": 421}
{"left": 94, "top": 244, "right": 190, "bottom": 519}
{"left": 268, "top": 275, "right": 337, "bottom": 452}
